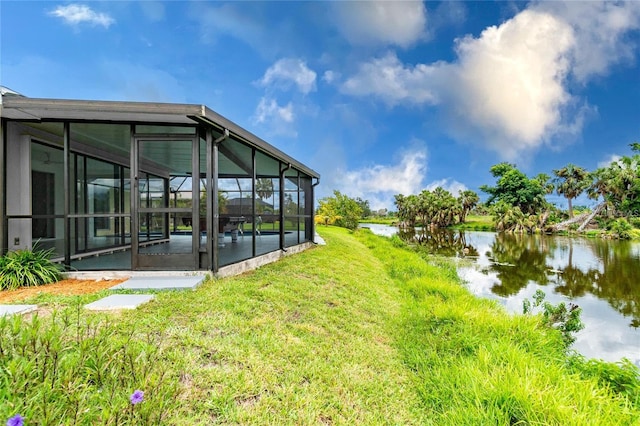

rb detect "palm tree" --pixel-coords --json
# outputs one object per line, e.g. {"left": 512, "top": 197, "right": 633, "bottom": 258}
{"left": 553, "top": 164, "right": 591, "bottom": 218}
{"left": 535, "top": 173, "right": 555, "bottom": 195}
{"left": 256, "top": 178, "right": 274, "bottom": 201}
{"left": 458, "top": 190, "right": 480, "bottom": 224}
{"left": 394, "top": 194, "right": 418, "bottom": 227}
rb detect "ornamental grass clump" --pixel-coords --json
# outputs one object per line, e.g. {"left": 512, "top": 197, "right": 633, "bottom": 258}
{"left": 0, "top": 246, "right": 62, "bottom": 290}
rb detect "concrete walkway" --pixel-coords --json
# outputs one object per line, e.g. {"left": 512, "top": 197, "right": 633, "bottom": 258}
{"left": 109, "top": 275, "right": 206, "bottom": 291}
{"left": 0, "top": 304, "right": 38, "bottom": 317}
{"left": 82, "top": 275, "right": 207, "bottom": 311}
{"left": 0, "top": 275, "right": 207, "bottom": 315}
{"left": 85, "top": 294, "right": 156, "bottom": 311}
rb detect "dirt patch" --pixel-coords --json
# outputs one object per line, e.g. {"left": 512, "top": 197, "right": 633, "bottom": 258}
{"left": 0, "top": 278, "right": 128, "bottom": 304}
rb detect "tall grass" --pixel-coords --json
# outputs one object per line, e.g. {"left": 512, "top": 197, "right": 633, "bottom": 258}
{"left": 353, "top": 227, "right": 640, "bottom": 424}
{"left": 1, "top": 226, "right": 638, "bottom": 424}
{"left": 0, "top": 305, "right": 181, "bottom": 423}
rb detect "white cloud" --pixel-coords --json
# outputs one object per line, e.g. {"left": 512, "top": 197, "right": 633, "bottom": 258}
{"left": 258, "top": 58, "right": 317, "bottom": 94}
{"left": 334, "top": 147, "right": 427, "bottom": 210}
{"left": 444, "top": 9, "right": 576, "bottom": 157}
{"left": 425, "top": 179, "right": 467, "bottom": 195}
{"left": 534, "top": 1, "right": 640, "bottom": 82}
{"left": 597, "top": 154, "right": 622, "bottom": 169}
{"left": 252, "top": 97, "right": 297, "bottom": 137}
{"left": 341, "top": 3, "right": 640, "bottom": 160}
{"left": 49, "top": 4, "right": 114, "bottom": 28}
{"left": 333, "top": 1, "right": 427, "bottom": 47}
{"left": 322, "top": 70, "right": 339, "bottom": 84}
{"left": 341, "top": 53, "right": 441, "bottom": 105}
{"left": 254, "top": 97, "right": 294, "bottom": 124}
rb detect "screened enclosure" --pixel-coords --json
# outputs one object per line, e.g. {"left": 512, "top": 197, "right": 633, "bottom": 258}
{"left": 1, "top": 94, "right": 319, "bottom": 272}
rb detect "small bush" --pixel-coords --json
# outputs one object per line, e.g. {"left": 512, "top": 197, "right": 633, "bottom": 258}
{"left": 389, "top": 234, "right": 407, "bottom": 248}
{"left": 523, "top": 289, "right": 584, "bottom": 346}
{"left": 0, "top": 246, "right": 62, "bottom": 290}
{"left": 607, "top": 218, "right": 633, "bottom": 240}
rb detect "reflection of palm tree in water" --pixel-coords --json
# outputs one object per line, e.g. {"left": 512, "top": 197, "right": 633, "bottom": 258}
{"left": 588, "top": 239, "right": 640, "bottom": 326}
{"left": 408, "top": 229, "right": 479, "bottom": 258}
{"left": 487, "top": 233, "right": 552, "bottom": 297}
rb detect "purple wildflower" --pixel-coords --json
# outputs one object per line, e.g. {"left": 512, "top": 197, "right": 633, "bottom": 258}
{"left": 7, "top": 415, "right": 24, "bottom": 426}
{"left": 130, "top": 390, "right": 144, "bottom": 405}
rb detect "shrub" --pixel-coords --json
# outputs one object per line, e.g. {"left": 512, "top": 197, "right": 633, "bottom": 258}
{"left": 608, "top": 218, "right": 633, "bottom": 240}
{"left": 0, "top": 246, "right": 62, "bottom": 290}
{"left": 523, "top": 289, "right": 584, "bottom": 346}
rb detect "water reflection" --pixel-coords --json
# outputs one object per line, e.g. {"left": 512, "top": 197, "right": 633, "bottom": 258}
{"left": 361, "top": 224, "right": 640, "bottom": 366}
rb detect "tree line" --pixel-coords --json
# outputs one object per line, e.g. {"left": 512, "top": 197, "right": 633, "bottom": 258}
{"left": 394, "top": 143, "right": 640, "bottom": 236}
{"left": 315, "top": 143, "right": 639, "bottom": 237}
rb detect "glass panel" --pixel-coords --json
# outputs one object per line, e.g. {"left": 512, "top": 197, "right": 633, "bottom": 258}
{"left": 135, "top": 125, "right": 196, "bottom": 135}
{"left": 137, "top": 138, "right": 195, "bottom": 261}
{"left": 140, "top": 139, "right": 192, "bottom": 176}
{"left": 219, "top": 138, "right": 252, "bottom": 176}
{"left": 30, "top": 143, "right": 64, "bottom": 253}
{"left": 199, "top": 134, "right": 208, "bottom": 248}
{"left": 73, "top": 154, "right": 86, "bottom": 214}
{"left": 31, "top": 142, "right": 64, "bottom": 216}
{"left": 71, "top": 217, "right": 130, "bottom": 253}
{"left": 87, "top": 158, "right": 122, "bottom": 215}
{"left": 255, "top": 150, "right": 280, "bottom": 177}
{"left": 15, "top": 122, "right": 64, "bottom": 147}
{"left": 220, "top": 177, "right": 253, "bottom": 216}
{"left": 284, "top": 186, "right": 299, "bottom": 215}
{"left": 300, "top": 176, "right": 312, "bottom": 216}
{"left": 284, "top": 216, "right": 300, "bottom": 248}
{"left": 71, "top": 217, "right": 132, "bottom": 270}
{"left": 169, "top": 176, "right": 194, "bottom": 232}
{"left": 255, "top": 149, "right": 280, "bottom": 255}
{"left": 255, "top": 214, "right": 281, "bottom": 257}
{"left": 139, "top": 213, "right": 167, "bottom": 242}
{"left": 199, "top": 134, "right": 207, "bottom": 177}
{"left": 139, "top": 173, "right": 167, "bottom": 209}
{"left": 71, "top": 123, "right": 130, "bottom": 161}
{"left": 218, "top": 216, "right": 253, "bottom": 266}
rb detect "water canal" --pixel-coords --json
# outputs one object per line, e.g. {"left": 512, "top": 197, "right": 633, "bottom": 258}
{"left": 361, "top": 224, "right": 640, "bottom": 367}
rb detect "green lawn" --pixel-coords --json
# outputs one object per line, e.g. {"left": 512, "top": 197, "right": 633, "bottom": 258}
{"left": 452, "top": 214, "right": 495, "bottom": 231}
{"left": 1, "top": 226, "right": 638, "bottom": 424}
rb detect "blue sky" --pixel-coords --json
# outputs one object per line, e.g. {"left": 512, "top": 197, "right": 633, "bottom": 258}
{"left": 2, "top": 1, "right": 639, "bottom": 211}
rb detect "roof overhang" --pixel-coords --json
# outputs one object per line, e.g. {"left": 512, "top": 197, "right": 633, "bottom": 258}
{"left": 1, "top": 96, "right": 319, "bottom": 178}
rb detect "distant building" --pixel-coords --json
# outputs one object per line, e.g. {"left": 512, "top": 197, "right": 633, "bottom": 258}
{"left": 1, "top": 90, "right": 319, "bottom": 272}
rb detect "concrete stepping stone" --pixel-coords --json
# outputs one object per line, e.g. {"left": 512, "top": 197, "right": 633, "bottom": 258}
{"left": 109, "top": 275, "right": 205, "bottom": 291}
{"left": 85, "top": 294, "right": 155, "bottom": 311}
{"left": 0, "top": 305, "right": 38, "bottom": 316}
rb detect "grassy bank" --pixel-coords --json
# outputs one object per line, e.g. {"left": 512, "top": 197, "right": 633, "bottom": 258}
{"left": 451, "top": 214, "right": 495, "bottom": 231}
{"left": 1, "top": 227, "right": 638, "bottom": 424}
{"left": 358, "top": 217, "right": 397, "bottom": 225}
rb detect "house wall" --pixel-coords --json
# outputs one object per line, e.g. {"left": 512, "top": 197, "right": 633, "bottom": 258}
{"left": 6, "top": 125, "right": 32, "bottom": 250}
{"left": 6, "top": 122, "right": 66, "bottom": 253}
